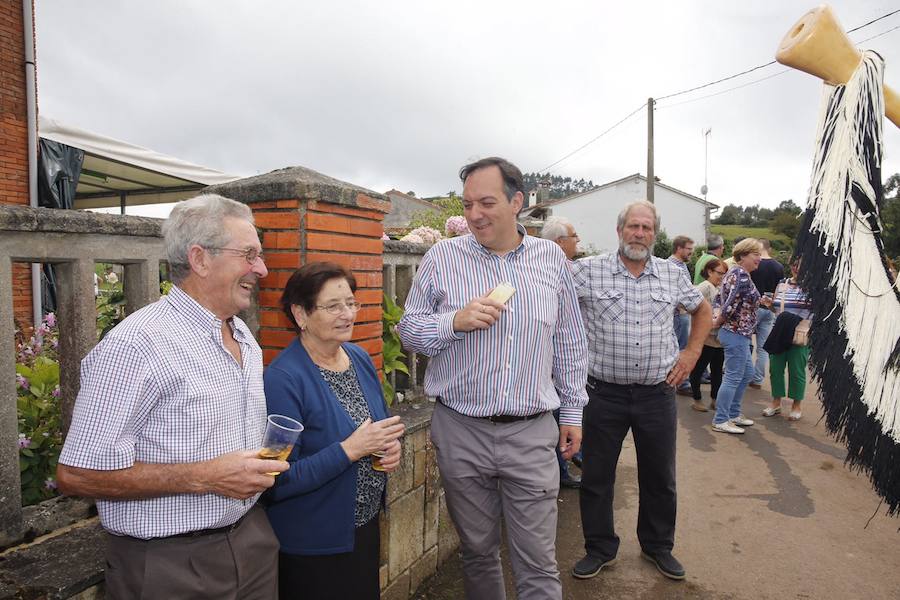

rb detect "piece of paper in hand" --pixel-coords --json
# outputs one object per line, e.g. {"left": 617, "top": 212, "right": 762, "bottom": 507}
{"left": 487, "top": 282, "right": 516, "bottom": 304}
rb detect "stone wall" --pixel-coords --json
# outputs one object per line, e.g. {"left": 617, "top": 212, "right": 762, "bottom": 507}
{"left": 379, "top": 403, "right": 458, "bottom": 599}
{"left": 1, "top": 0, "right": 34, "bottom": 327}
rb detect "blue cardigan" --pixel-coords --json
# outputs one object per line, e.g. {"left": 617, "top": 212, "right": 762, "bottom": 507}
{"left": 263, "top": 339, "right": 389, "bottom": 555}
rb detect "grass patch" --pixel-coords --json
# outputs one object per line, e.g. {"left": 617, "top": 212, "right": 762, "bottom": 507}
{"left": 710, "top": 224, "right": 794, "bottom": 263}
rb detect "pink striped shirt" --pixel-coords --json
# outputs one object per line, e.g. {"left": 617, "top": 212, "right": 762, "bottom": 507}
{"left": 397, "top": 229, "right": 588, "bottom": 426}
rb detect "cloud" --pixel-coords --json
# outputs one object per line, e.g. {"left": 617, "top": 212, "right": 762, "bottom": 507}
{"left": 35, "top": 0, "right": 900, "bottom": 207}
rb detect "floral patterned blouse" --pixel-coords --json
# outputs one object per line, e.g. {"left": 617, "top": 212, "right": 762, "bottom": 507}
{"left": 717, "top": 265, "right": 761, "bottom": 338}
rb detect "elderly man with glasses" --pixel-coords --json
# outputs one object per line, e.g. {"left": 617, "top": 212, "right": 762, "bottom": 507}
{"left": 57, "top": 194, "right": 286, "bottom": 599}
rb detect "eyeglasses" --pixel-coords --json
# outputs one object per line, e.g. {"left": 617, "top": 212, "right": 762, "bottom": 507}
{"left": 713, "top": 270, "right": 728, "bottom": 275}
{"left": 206, "top": 247, "right": 265, "bottom": 264}
{"left": 316, "top": 301, "right": 361, "bottom": 315}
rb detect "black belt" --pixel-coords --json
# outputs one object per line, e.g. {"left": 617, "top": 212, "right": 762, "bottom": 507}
{"left": 587, "top": 376, "right": 667, "bottom": 390}
{"left": 437, "top": 396, "right": 547, "bottom": 424}
{"left": 169, "top": 509, "right": 250, "bottom": 539}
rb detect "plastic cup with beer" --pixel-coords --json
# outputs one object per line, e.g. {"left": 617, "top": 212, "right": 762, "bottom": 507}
{"left": 371, "top": 450, "right": 388, "bottom": 472}
{"left": 259, "top": 414, "right": 303, "bottom": 475}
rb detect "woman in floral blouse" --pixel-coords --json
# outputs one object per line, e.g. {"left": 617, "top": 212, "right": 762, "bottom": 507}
{"left": 711, "top": 238, "right": 773, "bottom": 434}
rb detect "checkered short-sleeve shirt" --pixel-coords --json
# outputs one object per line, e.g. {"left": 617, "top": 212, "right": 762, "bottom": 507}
{"left": 59, "top": 285, "right": 267, "bottom": 539}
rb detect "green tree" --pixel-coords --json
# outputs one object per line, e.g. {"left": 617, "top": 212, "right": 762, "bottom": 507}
{"left": 653, "top": 230, "right": 672, "bottom": 259}
{"left": 881, "top": 173, "right": 900, "bottom": 259}
{"left": 770, "top": 211, "right": 801, "bottom": 239}
{"left": 774, "top": 199, "right": 802, "bottom": 216}
{"left": 713, "top": 204, "right": 742, "bottom": 225}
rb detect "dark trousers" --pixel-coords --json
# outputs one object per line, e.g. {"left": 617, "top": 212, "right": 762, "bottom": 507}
{"left": 278, "top": 515, "right": 380, "bottom": 600}
{"left": 689, "top": 345, "right": 724, "bottom": 401}
{"left": 580, "top": 379, "right": 677, "bottom": 559}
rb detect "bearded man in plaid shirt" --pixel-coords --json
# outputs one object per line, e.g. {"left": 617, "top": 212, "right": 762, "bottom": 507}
{"left": 570, "top": 200, "right": 711, "bottom": 583}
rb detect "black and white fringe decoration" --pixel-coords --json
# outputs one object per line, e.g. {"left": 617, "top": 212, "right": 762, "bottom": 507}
{"left": 794, "top": 51, "right": 900, "bottom": 515}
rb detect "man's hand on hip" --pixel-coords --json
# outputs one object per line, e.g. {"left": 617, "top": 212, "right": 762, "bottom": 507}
{"left": 452, "top": 295, "right": 506, "bottom": 332}
{"left": 559, "top": 425, "right": 582, "bottom": 460}
{"left": 666, "top": 349, "right": 700, "bottom": 387}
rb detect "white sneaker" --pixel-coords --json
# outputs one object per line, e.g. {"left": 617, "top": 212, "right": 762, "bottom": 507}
{"left": 712, "top": 421, "right": 745, "bottom": 434}
{"left": 732, "top": 415, "right": 754, "bottom": 427}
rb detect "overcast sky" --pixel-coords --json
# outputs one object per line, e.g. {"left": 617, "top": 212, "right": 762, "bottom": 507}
{"left": 34, "top": 1, "right": 900, "bottom": 216}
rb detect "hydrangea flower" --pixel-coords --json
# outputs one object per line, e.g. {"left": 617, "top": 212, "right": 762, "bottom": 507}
{"left": 401, "top": 226, "right": 442, "bottom": 245}
{"left": 445, "top": 215, "right": 470, "bottom": 237}
{"left": 402, "top": 233, "right": 425, "bottom": 244}
{"left": 105, "top": 272, "right": 119, "bottom": 284}
{"left": 17, "top": 434, "right": 31, "bottom": 449}
{"left": 45, "top": 313, "right": 56, "bottom": 328}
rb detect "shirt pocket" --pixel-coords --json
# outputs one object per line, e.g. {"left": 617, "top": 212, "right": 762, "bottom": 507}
{"left": 592, "top": 290, "right": 624, "bottom": 322}
{"left": 649, "top": 290, "right": 676, "bottom": 325}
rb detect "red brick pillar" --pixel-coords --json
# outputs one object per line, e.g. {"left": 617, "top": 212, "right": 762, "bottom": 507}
{"left": 1, "top": 0, "right": 34, "bottom": 329}
{"left": 205, "top": 167, "right": 391, "bottom": 370}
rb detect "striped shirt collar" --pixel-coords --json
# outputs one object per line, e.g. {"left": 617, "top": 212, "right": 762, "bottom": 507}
{"left": 611, "top": 252, "right": 660, "bottom": 280}
{"left": 165, "top": 284, "right": 252, "bottom": 343}
{"left": 465, "top": 223, "right": 530, "bottom": 258}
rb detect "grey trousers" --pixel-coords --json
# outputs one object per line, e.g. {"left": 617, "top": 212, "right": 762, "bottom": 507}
{"left": 431, "top": 402, "right": 561, "bottom": 600}
{"left": 104, "top": 505, "right": 279, "bottom": 600}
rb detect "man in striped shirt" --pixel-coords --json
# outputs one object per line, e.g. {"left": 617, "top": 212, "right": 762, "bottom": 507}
{"left": 398, "top": 157, "right": 588, "bottom": 600}
{"left": 57, "top": 195, "right": 288, "bottom": 599}
{"left": 571, "top": 201, "right": 711, "bottom": 583}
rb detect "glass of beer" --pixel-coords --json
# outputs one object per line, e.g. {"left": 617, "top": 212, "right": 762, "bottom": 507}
{"left": 371, "top": 451, "right": 388, "bottom": 472}
{"left": 259, "top": 414, "right": 303, "bottom": 475}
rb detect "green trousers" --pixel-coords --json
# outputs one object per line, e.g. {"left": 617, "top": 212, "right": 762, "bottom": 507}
{"left": 769, "top": 345, "right": 810, "bottom": 401}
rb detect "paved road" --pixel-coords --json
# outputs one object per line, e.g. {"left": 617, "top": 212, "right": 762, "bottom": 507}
{"left": 415, "top": 382, "right": 900, "bottom": 599}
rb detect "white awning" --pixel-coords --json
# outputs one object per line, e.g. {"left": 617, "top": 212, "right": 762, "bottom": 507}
{"left": 38, "top": 116, "right": 240, "bottom": 209}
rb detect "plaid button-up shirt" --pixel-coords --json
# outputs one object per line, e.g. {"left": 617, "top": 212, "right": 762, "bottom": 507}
{"left": 572, "top": 252, "right": 703, "bottom": 385}
{"left": 59, "top": 286, "right": 267, "bottom": 539}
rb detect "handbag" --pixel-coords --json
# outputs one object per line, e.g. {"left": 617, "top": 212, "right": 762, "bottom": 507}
{"left": 792, "top": 319, "right": 811, "bottom": 346}
{"left": 777, "top": 281, "right": 811, "bottom": 347}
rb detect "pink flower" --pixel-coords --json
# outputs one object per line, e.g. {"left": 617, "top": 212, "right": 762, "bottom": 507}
{"left": 381, "top": 232, "right": 390, "bottom": 241}
{"left": 17, "top": 434, "right": 31, "bottom": 449}
{"left": 16, "top": 374, "right": 29, "bottom": 390}
{"left": 45, "top": 313, "right": 57, "bottom": 328}
{"left": 52, "top": 386, "right": 61, "bottom": 399}
{"left": 445, "top": 215, "right": 470, "bottom": 236}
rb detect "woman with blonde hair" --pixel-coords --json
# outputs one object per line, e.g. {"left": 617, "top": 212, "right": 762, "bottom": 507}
{"left": 711, "top": 239, "right": 773, "bottom": 434}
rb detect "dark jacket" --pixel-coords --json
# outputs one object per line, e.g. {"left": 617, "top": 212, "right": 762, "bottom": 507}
{"left": 263, "top": 339, "right": 388, "bottom": 555}
{"left": 763, "top": 311, "right": 803, "bottom": 355}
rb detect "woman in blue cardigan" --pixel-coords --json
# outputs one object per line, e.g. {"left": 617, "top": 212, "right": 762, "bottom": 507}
{"left": 264, "top": 262, "right": 405, "bottom": 600}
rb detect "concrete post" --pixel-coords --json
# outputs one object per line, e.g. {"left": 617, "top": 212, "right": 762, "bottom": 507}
{"left": 0, "top": 256, "right": 24, "bottom": 546}
{"left": 124, "top": 258, "right": 162, "bottom": 314}
{"left": 56, "top": 259, "right": 97, "bottom": 433}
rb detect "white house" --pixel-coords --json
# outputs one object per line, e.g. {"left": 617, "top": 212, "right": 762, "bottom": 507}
{"left": 521, "top": 173, "right": 718, "bottom": 255}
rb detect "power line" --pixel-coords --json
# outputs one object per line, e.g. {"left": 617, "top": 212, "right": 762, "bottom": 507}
{"left": 535, "top": 8, "right": 900, "bottom": 175}
{"left": 536, "top": 102, "right": 646, "bottom": 174}
{"left": 656, "top": 61, "right": 777, "bottom": 102}
{"left": 846, "top": 8, "right": 900, "bottom": 33}
{"left": 656, "top": 69, "right": 790, "bottom": 110}
{"left": 656, "top": 22, "right": 900, "bottom": 110}
{"left": 656, "top": 8, "right": 900, "bottom": 102}
{"left": 857, "top": 23, "right": 900, "bottom": 44}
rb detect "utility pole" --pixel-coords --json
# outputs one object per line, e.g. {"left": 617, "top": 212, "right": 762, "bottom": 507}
{"left": 646, "top": 98, "right": 655, "bottom": 203}
{"left": 702, "top": 128, "right": 711, "bottom": 233}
